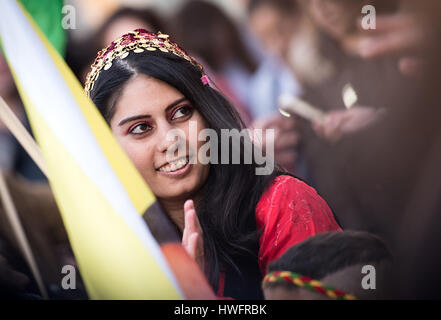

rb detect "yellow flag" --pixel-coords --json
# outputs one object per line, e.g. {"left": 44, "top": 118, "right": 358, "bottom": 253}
{"left": 0, "top": 0, "right": 215, "bottom": 299}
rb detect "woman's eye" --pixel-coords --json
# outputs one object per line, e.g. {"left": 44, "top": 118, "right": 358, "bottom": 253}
{"left": 130, "top": 123, "right": 152, "bottom": 135}
{"left": 172, "top": 106, "right": 193, "bottom": 120}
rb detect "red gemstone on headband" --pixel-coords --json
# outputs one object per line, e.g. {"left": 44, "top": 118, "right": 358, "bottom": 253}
{"left": 135, "top": 28, "right": 147, "bottom": 34}
{"left": 103, "top": 42, "right": 116, "bottom": 57}
{"left": 121, "top": 36, "right": 133, "bottom": 45}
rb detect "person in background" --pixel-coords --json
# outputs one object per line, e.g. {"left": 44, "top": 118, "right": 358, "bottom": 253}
{"left": 170, "top": 0, "right": 256, "bottom": 126}
{"left": 246, "top": 0, "right": 305, "bottom": 175}
{"left": 355, "top": 0, "right": 435, "bottom": 78}
{"left": 247, "top": 0, "right": 300, "bottom": 60}
{"left": 172, "top": 0, "right": 300, "bottom": 173}
{"left": 348, "top": 0, "right": 441, "bottom": 298}
{"left": 262, "top": 231, "right": 392, "bottom": 300}
{"left": 291, "top": 0, "right": 416, "bottom": 231}
{"left": 66, "top": 7, "right": 166, "bottom": 85}
{"left": 0, "top": 173, "right": 84, "bottom": 299}
{"left": 97, "top": 7, "right": 167, "bottom": 50}
{"left": 246, "top": 0, "right": 303, "bottom": 119}
{"left": 299, "top": 0, "right": 401, "bottom": 143}
{"left": 0, "top": 53, "right": 46, "bottom": 181}
{"left": 295, "top": 0, "right": 441, "bottom": 299}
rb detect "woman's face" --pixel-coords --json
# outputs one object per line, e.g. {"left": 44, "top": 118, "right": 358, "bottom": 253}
{"left": 249, "top": 5, "right": 298, "bottom": 58}
{"left": 307, "top": 0, "right": 361, "bottom": 40}
{"left": 110, "top": 74, "right": 210, "bottom": 202}
{"left": 102, "top": 16, "right": 153, "bottom": 49}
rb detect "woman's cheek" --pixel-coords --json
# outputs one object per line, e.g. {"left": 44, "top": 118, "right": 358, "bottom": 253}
{"left": 113, "top": 131, "right": 155, "bottom": 179}
{"left": 124, "top": 142, "right": 153, "bottom": 175}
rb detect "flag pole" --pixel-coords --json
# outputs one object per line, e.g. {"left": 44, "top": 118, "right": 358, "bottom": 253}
{"left": 0, "top": 96, "right": 48, "bottom": 177}
{"left": 0, "top": 96, "right": 49, "bottom": 298}
{"left": 0, "top": 171, "right": 49, "bottom": 299}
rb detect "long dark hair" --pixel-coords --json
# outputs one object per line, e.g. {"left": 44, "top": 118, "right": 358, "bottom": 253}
{"left": 90, "top": 49, "right": 281, "bottom": 290}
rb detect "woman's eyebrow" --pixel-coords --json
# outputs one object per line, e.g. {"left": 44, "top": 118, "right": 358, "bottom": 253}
{"left": 118, "top": 114, "right": 151, "bottom": 126}
{"left": 165, "top": 97, "right": 188, "bottom": 113}
{"left": 118, "top": 97, "right": 188, "bottom": 126}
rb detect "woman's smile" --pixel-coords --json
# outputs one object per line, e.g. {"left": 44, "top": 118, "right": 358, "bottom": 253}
{"left": 157, "top": 156, "right": 191, "bottom": 177}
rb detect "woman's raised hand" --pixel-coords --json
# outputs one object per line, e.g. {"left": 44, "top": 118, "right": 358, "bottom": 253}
{"left": 182, "top": 199, "right": 204, "bottom": 272}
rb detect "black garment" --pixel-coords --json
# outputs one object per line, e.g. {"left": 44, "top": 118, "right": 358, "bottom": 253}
{"left": 222, "top": 253, "right": 264, "bottom": 300}
{"left": 299, "top": 32, "right": 415, "bottom": 233}
{"left": 13, "top": 117, "right": 46, "bottom": 182}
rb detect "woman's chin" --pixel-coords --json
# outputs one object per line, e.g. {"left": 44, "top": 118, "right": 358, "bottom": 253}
{"left": 154, "top": 178, "right": 199, "bottom": 201}
{"left": 152, "top": 164, "right": 208, "bottom": 198}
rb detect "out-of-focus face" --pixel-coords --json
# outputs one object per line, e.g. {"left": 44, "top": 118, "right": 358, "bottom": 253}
{"left": 110, "top": 74, "right": 210, "bottom": 202}
{"left": 102, "top": 16, "right": 153, "bottom": 48}
{"left": 249, "top": 5, "right": 298, "bottom": 58}
{"left": 306, "top": 0, "right": 362, "bottom": 40}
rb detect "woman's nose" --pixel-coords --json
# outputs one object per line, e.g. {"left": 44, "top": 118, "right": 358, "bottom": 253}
{"left": 155, "top": 123, "right": 186, "bottom": 154}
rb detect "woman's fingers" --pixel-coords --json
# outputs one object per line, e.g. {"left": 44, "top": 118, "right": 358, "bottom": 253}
{"left": 182, "top": 221, "right": 188, "bottom": 248}
{"left": 184, "top": 200, "right": 196, "bottom": 232}
{"left": 184, "top": 199, "right": 194, "bottom": 212}
{"left": 193, "top": 209, "right": 203, "bottom": 236}
{"left": 182, "top": 200, "right": 194, "bottom": 253}
{"left": 182, "top": 199, "right": 204, "bottom": 271}
{"left": 187, "top": 232, "right": 199, "bottom": 259}
{"left": 183, "top": 200, "right": 203, "bottom": 249}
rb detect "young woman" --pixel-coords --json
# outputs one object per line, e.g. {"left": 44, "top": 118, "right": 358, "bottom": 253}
{"left": 85, "top": 29, "right": 341, "bottom": 299}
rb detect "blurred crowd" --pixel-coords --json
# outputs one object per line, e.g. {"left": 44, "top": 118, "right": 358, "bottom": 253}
{"left": 1, "top": 0, "right": 441, "bottom": 299}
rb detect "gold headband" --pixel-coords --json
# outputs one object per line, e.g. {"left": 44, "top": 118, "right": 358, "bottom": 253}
{"left": 84, "top": 29, "right": 205, "bottom": 96}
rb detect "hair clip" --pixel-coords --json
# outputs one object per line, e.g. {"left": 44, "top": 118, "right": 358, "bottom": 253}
{"left": 201, "top": 75, "right": 210, "bottom": 86}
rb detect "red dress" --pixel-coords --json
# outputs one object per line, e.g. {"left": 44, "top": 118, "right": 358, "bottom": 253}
{"left": 217, "top": 175, "right": 341, "bottom": 298}
{"left": 255, "top": 175, "right": 341, "bottom": 275}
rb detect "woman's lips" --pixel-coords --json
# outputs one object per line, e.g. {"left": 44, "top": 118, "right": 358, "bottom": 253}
{"left": 157, "top": 157, "right": 191, "bottom": 177}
